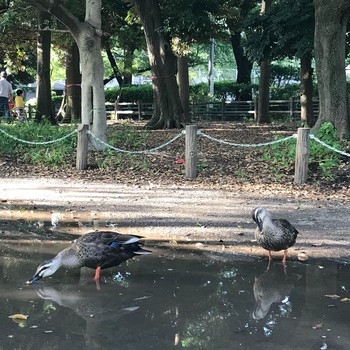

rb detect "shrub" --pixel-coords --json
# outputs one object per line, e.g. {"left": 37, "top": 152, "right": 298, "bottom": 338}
{"left": 264, "top": 122, "right": 346, "bottom": 180}
{"left": 105, "top": 85, "right": 153, "bottom": 103}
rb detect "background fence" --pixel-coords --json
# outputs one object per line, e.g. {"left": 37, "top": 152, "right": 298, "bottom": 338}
{"left": 112, "top": 98, "right": 320, "bottom": 121}
{"left": 20, "top": 98, "right": 319, "bottom": 122}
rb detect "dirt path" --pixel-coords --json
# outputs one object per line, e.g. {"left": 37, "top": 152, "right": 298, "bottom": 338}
{"left": 0, "top": 177, "right": 349, "bottom": 262}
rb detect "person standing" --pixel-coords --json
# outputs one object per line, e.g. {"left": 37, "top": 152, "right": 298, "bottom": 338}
{"left": 0, "top": 71, "right": 13, "bottom": 122}
{"left": 14, "top": 89, "right": 26, "bottom": 121}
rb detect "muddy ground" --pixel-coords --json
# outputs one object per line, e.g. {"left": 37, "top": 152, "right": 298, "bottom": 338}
{"left": 0, "top": 177, "right": 349, "bottom": 263}
{"left": 0, "top": 121, "right": 350, "bottom": 263}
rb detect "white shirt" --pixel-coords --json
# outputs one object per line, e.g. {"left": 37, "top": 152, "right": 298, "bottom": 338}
{"left": 0, "top": 78, "right": 12, "bottom": 98}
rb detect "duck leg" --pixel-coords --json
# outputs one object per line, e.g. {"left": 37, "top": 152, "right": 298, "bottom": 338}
{"left": 282, "top": 249, "right": 288, "bottom": 264}
{"left": 266, "top": 251, "right": 273, "bottom": 271}
{"left": 94, "top": 266, "right": 101, "bottom": 281}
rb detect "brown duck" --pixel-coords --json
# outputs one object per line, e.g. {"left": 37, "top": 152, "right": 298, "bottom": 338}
{"left": 252, "top": 207, "right": 299, "bottom": 263}
{"left": 27, "top": 231, "right": 151, "bottom": 284}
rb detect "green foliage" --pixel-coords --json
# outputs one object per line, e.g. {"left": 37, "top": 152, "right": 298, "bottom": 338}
{"left": 94, "top": 125, "right": 151, "bottom": 170}
{"left": 270, "top": 84, "right": 300, "bottom": 99}
{"left": 244, "top": 0, "right": 314, "bottom": 62}
{"left": 0, "top": 122, "right": 76, "bottom": 167}
{"left": 264, "top": 122, "right": 345, "bottom": 180}
{"left": 213, "top": 81, "right": 258, "bottom": 101}
{"left": 105, "top": 85, "right": 153, "bottom": 103}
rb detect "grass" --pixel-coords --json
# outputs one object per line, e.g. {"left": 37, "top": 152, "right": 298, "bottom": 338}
{"left": 263, "top": 122, "right": 348, "bottom": 180}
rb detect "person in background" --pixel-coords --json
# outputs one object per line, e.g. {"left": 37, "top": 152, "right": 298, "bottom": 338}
{"left": 0, "top": 71, "right": 13, "bottom": 122}
{"left": 15, "top": 89, "right": 26, "bottom": 121}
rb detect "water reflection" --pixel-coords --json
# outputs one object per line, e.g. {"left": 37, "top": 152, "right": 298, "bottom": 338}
{"left": 35, "top": 284, "right": 145, "bottom": 349}
{"left": 252, "top": 263, "right": 302, "bottom": 320}
{"left": 1, "top": 237, "right": 350, "bottom": 349}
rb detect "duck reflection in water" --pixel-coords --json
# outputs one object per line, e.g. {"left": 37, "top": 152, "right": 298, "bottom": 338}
{"left": 252, "top": 263, "right": 302, "bottom": 320}
{"left": 36, "top": 285, "right": 149, "bottom": 349}
{"left": 36, "top": 285, "right": 143, "bottom": 321}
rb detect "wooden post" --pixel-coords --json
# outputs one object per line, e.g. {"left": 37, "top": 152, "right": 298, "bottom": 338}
{"left": 185, "top": 125, "right": 198, "bottom": 179}
{"left": 254, "top": 97, "right": 258, "bottom": 121}
{"left": 137, "top": 101, "right": 142, "bottom": 120}
{"left": 221, "top": 98, "right": 226, "bottom": 121}
{"left": 289, "top": 97, "right": 294, "bottom": 118}
{"left": 294, "top": 127, "right": 310, "bottom": 184}
{"left": 76, "top": 124, "right": 89, "bottom": 170}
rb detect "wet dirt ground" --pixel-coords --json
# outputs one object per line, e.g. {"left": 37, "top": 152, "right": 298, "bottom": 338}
{"left": 0, "top": 177, "right": 349, "bottom": 263}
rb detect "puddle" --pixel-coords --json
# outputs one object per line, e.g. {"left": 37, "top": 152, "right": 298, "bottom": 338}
{"left": 0, "top": 218, "right": 350, "bottom": 349}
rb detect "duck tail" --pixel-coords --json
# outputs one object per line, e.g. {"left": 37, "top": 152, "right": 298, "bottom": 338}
{"left": 134, "top": 248, "right": 152, "bottom": 255}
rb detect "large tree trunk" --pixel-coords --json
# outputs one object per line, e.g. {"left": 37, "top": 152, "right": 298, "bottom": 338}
{"left": 230, "top": 31, "right": 253, "bottom": 100}
{"left": 75, "top": 22, "right": 106, "bottom": 147}
{"left": 65, "top": 42, "right": 81, "bottom": 122}
{"left": 31, "top": 0, "right": 107, "bottom": 149}
{"left": 178, "top": 55, "right": 191, "bottom": 123}
{"left": 123, "top": 48, "right": 134, "bottom": 86}
{"left": 257, "top": 59, "right": 271, "bottom": 123}
{"left": 313, "top": 0, "right": 350, "bottom": 138}
{"left": 300, "top": 54, "right": 315, "bottom": 127}
{"left": 131, "top": 0, "right": 184, "bottom": 129}
{"left": 36, "top": 10, "right": 54, "bottom": 123}
{"left": 257, "top": 0, "right": 272, "bottom": 123}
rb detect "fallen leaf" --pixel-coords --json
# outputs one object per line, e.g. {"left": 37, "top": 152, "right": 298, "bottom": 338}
{"left": 8, "top": 314, "right": 29, "bottom": 320}
{"left": 297, "top": 252, "right": 309, "bottom": 261}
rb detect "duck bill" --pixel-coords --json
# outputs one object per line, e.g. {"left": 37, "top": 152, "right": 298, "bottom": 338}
{"left": 26, "top": 274, "right": 42, "bottom": 285}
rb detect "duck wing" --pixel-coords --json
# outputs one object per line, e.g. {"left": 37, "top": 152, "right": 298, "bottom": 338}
{"left": 77, "top": 231, "right": 150, "bottom": 269}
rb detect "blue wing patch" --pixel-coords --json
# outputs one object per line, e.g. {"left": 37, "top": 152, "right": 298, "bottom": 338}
{"left": 110, "top": 241, "right": 122, "bottom": 248}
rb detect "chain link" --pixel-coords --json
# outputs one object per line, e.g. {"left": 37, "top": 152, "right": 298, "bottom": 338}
{"left": 87, "top": 130, "right": 185, "bottom": 154}
{"left": 309, "top": 134, "right": 350, "bottom": 157}
{"left": 0, "top": 127, "right": 77, "bottom": 145}
{"left": 2, "top": 123, "right": 349, "bottom": 159}
{"left": 198, "top": 130, "right": 297, "bottom": 147}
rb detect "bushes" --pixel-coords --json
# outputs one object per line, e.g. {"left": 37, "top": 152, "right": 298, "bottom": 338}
{"left": 105, "top": 80, "right": 308, "bottom": 103}
{"left": 105, "top": 85, "right": 153, "bottom": 103}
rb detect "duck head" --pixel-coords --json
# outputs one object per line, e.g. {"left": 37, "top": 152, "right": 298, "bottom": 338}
{"left": 252, "top": 207, "right": 271, "bottom": 231}
{"left": 27, "top": 256, "right": 62, "bottom": 284}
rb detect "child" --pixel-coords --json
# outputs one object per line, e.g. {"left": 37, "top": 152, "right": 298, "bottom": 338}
{"left": 15, "top": 89, "right": 26, "bottom": 121}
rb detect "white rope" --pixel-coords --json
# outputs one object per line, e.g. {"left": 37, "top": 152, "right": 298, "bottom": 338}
{"left": 87, "top": 130, "right": 185, "bottom": 154}
{"left": 198, "top": 130, "right": 297, "bottom": 147}
{"left": 0, "top": 127, "right": 77, "bottom": 145}
{"left": 310, "top": 134, "right": 350, "bottom": 157}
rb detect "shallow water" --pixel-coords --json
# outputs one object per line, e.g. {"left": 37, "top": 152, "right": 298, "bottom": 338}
{"left": 1, "top": 234, "right": 350, "bottom": 349}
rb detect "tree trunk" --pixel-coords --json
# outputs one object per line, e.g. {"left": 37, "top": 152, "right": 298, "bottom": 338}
{"left": 230, "top": 31, "right": 253, "bottom": 100}
{"left": 313, "top": 0, "right": 350, "bottom": 138}
{"left": 257, "top": 0, "right": 272, "bottom": 123}
{"left": 64, "top": 41, "right": 81, "bottom": 122}
{"left": 300, "top": 54, "right": 315, "bottom": 127}
{"left": 104, "top": 43, "right": 123, "bottom": 86}
{"left": 123, "top": 48, "right": 134, "bottom": 86}
{"left": 31, "top": 0, "right": 107, "bottom": 149}
{"left": 178, "top": 55, "right": 191, "bottom": 123}
{"left": 131, "top": 0, "right": 184, "bottom": 129}
{"left": 257, "top": 59, "right": 271, "bottom": 123}
{"left": 36, "top": 10, "right": 54, "bottom": 123}
{"left": 75, "top": 23, "right": 106, "bottom": 147}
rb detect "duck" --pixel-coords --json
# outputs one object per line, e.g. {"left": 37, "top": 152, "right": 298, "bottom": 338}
{"left": 252, "top": 207, "right": 299, "bottom": 264}
{"left": 253, "top": 264, "right": 302, "bottom": 320}
{"left": 27, "top": 231, "right": 151, "bottom": 284}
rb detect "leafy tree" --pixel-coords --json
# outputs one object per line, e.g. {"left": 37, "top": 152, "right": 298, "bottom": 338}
{"left": 244, "top": 0, "right": 316, "bottom": 126}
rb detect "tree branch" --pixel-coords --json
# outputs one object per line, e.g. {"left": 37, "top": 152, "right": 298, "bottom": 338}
{"left": 28, "top": 0, "right": 81, "bottom": 35}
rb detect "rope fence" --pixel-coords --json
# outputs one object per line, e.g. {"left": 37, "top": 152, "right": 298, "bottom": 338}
{"left": 0, "top": 124, "right": 349, "bottom": 184}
